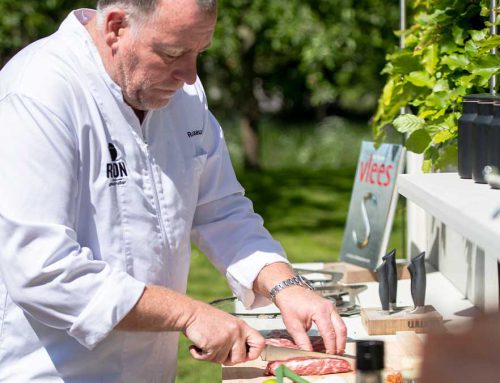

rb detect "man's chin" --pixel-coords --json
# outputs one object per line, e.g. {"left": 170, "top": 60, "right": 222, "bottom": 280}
{"left": 129, "top": 96, "right": 172, "bottom": 112}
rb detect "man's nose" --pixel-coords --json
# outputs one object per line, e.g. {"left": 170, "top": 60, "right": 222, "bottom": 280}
{"left": 173, "top": 54, "right": 198, "bottom": 85}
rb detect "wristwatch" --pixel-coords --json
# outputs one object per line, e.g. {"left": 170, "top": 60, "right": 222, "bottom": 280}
{"left": 269, "top": 275, "right": 314, "bottom": 302}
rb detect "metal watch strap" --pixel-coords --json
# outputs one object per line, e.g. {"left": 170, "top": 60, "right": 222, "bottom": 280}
{"left": 269, "top": 275, "right": 314, "bottom": 302}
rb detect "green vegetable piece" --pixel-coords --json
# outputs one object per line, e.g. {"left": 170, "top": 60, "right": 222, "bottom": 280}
{"left": 275, "top": 365, "right": 311, "bottom": 383}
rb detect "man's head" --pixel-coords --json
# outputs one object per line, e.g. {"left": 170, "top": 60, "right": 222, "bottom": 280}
{"left": 93, "top": 0, "right": 217, "bottom": 111}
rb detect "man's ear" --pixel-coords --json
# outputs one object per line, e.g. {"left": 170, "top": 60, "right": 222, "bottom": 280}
{"left": 103, "top": 9, "right": 128, "bottom": 49}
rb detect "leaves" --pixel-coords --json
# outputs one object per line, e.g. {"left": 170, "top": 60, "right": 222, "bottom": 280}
{"left": 406, "top": 129, "right": 432, "bottom": 154}
{"left": 393, "top": 114, "right": 426, "bottom": 134}
{"left": 373, "top": 0, "right": 495, "bottom": 172}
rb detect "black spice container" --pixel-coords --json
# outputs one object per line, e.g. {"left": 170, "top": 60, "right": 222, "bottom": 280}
{"left": 472, "top": 97, "right": 495, "bottom": 183}
{"left": 489, "top": 99, "right": 500, "bottom": 171}
{"left": 458, "top": 95, "right": 478, "bottom": 178}
{"left": 356, "top": 340, "right": 384, "bottom": 383}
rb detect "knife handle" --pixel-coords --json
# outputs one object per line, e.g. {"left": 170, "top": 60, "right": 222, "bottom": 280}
{"left": 382, "top": 248, "right": 398, "bottom": 306}
{"left": 408, "top": 252, "right": 426, "bottom": 307}
{"left": 376, "top": 260, "right": 390, "bottom": 311}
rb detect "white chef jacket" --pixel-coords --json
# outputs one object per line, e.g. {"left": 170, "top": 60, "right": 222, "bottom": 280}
{"left": 0, "top": 9, "right": 288, "bottom": 382}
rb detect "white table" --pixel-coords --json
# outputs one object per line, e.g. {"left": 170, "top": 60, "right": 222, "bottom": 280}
{"left": 398, "top": 173, "right": 500, "bottom": 256}
{"left": 398, "top": 173, "right": 500, "bottom": 311}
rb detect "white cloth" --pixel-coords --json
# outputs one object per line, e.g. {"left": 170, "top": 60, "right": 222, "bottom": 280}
{"left": 0, "top": 9, "right": 288, "bottom": 383}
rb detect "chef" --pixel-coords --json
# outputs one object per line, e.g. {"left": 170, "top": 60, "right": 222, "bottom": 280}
{"left": 0, "top": 0, "right": 347, "bottom": 382}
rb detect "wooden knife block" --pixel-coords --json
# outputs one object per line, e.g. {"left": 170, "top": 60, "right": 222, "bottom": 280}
{"left": 361, "top": 305, "right": 443, "bottom": 335}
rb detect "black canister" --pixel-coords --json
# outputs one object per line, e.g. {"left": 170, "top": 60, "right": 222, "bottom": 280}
{"left": 356, "top": 340, "right": 384, "bottom": 383}
{"left": 489, "top": 101, "right": 500, "bottom": 171}
{"left": 458, "top": 96, "right": 478, "bottom": 178}
{"left": 472, "top": 98, "right": 495, "bottom": 183}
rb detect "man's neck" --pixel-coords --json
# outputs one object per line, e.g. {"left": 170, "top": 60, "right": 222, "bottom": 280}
{"left": 134, "top": 109, "right": 146, "bottom": 124}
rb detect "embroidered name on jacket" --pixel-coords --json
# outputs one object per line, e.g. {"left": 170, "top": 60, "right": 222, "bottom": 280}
{"left": 106, "top": 142, "right": 128, "bottom": 187}
{"left": 187, "top": 129, "right": 203, "bottom": 138}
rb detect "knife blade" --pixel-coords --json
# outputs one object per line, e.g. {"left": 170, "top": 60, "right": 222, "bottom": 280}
{"left": 382, "top": 248, "right": 398, "bottom": 311}
{"left": 375, "top": 259, "right": 390, "bottom": 312}
{"left": 408, "top": 251, "right": 426, "bottom": 312}
{"left": 260, "top": 344, "right": 355, "bottom": 364}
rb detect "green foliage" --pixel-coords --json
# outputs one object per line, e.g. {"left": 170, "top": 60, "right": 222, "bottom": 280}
{"left": 201, "top": 0, "right": 400, "bottom": 116}
{"left": 373, "top": 0, "right": 500, "bottom": 171}
{"left": 0, "top": 0, "right": 93, "bottom": 64}
{"left": 0, "top": 1, "right": 400, "bottom": 118}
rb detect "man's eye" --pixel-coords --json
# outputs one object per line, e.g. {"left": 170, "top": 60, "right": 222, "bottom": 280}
{"left": 158, "top": 52, "right": 180, "bottom": 61}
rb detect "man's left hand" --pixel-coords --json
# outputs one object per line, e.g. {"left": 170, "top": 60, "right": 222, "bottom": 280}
{"left": 274, "top": 285, "right": 347, "bottom": 355}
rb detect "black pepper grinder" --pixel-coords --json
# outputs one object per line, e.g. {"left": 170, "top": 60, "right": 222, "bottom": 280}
{"left": 356, "top": 340, "right": 384, "bottom": 383}
{"left": 458, "top": 95, "right": 478, "bottom": 179}
{"left": 472, "top": 97, "right": 495, "bottom": 183}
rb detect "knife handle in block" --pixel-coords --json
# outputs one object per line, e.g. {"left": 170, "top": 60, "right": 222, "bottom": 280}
{"left": 408, "top": 252, "right": 426, "bottom": 308}
{"left": 376, "top": 260, "right": 390, "bottom": 311}
{"left": 382, "top": 248, "right": 398, "bottom": 307}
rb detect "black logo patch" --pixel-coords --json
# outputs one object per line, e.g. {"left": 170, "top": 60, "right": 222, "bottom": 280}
{"left": 108, "top": 143, "right": 118, "bottom": 161}
{"left": 106, "top": 142, "right": 128, "bottom": 187}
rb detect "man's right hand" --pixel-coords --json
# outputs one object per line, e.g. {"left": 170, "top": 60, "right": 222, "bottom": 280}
{"left": 116, "top": 285, "right": 264, "bottom": 366}
{"left": 184, "top": 301, "right": 265, "bottom": 366}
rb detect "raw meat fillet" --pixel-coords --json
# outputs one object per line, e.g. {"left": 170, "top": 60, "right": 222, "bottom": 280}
{"left": 264, "top": 330, "right": 351, "bottom": 376}
{"left": 265, "top": 330, "right": 326, "bottom": 353}
{"left": 264, "top": 356, "right": 351, "bottom": 376}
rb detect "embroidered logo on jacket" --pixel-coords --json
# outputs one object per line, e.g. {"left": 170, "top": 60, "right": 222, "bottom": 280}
{"left": 106, "top": 143, "right": 128, "bottom": 187}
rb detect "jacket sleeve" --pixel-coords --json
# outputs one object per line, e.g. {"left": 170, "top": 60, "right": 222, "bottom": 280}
{"left": 0, "top": 94, "right": 145, "bottom": 350}
{"left": 191, "top": 110, "right": 290, "bottom": 309}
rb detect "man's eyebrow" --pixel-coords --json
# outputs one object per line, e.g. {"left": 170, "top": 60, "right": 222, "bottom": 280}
{"left": 152, "top": 42, "right": 212, "bottom": 54}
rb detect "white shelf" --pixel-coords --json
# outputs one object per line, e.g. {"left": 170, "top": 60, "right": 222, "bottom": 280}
{"left": 398, "top": 173, "right": 500, "bottom": 257}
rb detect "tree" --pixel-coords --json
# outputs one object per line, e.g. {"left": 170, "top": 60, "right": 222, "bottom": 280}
{"left": 200, "top": 0, "right": 400, "bottom": 169}
{"left": 0, "top": 0, "right": 93, "bottom": 65}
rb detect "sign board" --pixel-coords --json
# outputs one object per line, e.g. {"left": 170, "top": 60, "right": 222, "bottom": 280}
{"left": 340, "top": 141, "right": 405, "bottom": 270}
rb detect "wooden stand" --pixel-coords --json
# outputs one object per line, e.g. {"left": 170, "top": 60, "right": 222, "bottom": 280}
{"left": 323, "top": 261, "right": 411, "bottom": 284}
{"left": 361, "top": 305, "right": 443, "bottom": 335}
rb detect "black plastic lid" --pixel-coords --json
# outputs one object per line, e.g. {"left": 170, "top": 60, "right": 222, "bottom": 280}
{"left": 356, "top": 340, "right": 384, "bottom": 371}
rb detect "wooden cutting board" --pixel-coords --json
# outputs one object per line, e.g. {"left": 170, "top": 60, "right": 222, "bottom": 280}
{"left": 222, "top": 331, "right": 423, "bottom": 382}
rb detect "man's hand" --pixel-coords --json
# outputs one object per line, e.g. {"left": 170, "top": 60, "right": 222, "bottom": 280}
{"left": 253, "top": 262, "right": 347, "bottom": 355}
{"left": 116, "top": 285, "right": 264, "bottom": 366}
{"left": 274, "top": 286, "right": 347, "bottom": 354}
{"left": 184, "top": 301, "right": 265, "bottom": 366}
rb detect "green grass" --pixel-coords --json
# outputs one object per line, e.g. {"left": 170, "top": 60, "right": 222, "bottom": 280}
{"left": 175, "top": 118, "right": 404, "bottom": 382}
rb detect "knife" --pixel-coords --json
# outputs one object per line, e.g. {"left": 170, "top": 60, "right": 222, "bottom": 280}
{"left": 375, "top": 259, "right": 390, "bottom": 312}
{"left": 382, "top": 248, "right": 398, "bottom": 311}
{"left": 261, "top": 344, "right": 355, "bottom": 365}
{"left": 407, "top": 251, "right": 426, "bottom": 314}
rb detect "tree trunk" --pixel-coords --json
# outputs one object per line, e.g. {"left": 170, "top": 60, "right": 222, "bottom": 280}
{"left": 240, "top": 114, "right": 260, "bottom": 170}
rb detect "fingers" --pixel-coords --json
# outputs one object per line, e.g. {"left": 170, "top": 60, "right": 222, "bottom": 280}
{"left": 222, "top": 341, "right": 247, "bottom": 366}
{"left": 331, "top": 310, "right": 347, "bottom": 354}
{"left": 286, "top": 321, "right": 314, "bottom": 351}
{"left": 245, "top": 330, "right": 266, "bottom": 360}
{"left": 186, "top": 304, "right": 265, "bottom": 366}
{"left": 189, "top": 345, "right": 207, "bottom": 360}
{"left": 189, "top": 344, "right": 231, "bottom": 364}
{"left": 278, "top": 290, "right": 347, "bottom": 355}
{"left": 315, "top": 302, "right": 348, "bottom": 354}
{"left": 314, "top": 312, "right": 338, "bottom": 354}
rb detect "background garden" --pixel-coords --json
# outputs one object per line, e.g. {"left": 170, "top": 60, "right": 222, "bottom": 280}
{"left": 1, "top": 0, "right": 498, "bottom": 381}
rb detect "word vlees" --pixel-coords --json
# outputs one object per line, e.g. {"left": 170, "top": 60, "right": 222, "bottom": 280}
{"left": 359, "top": 155, "right": 393, "bottom": 187}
